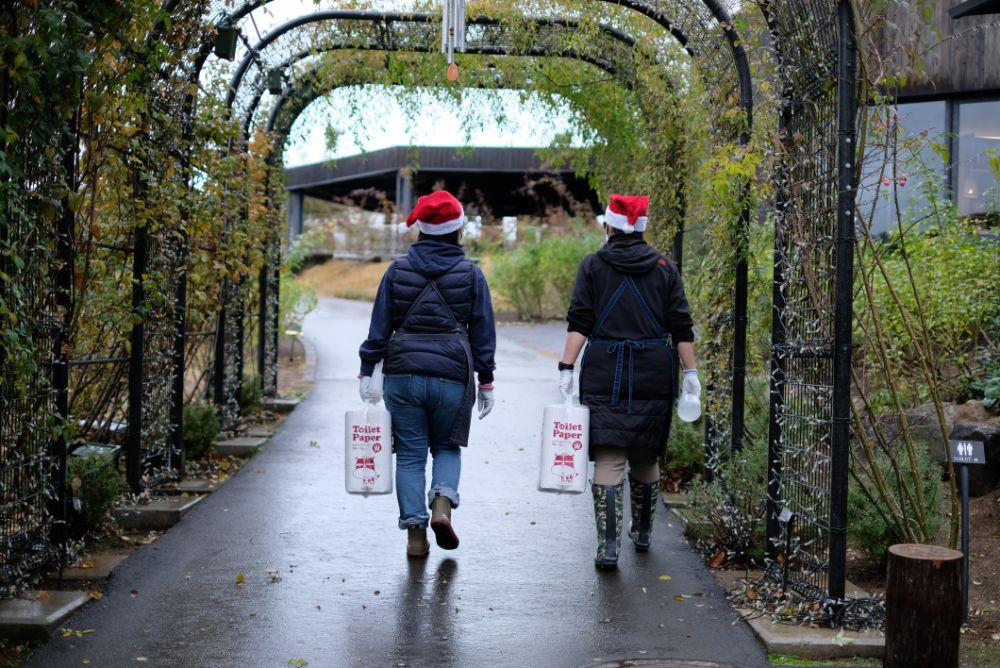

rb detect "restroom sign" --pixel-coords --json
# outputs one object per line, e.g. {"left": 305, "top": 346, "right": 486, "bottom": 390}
{"left": 949, "top": 439, "right": 985, "bottom": 465}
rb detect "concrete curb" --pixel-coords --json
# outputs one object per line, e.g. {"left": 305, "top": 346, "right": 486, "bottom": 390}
{"left": 214, "top": 436, "right": 268, "bottom": 457}
{"left": 0, "top": 591, "right": 90, "bottom": 640}
{"left": 113, "top": 496, "right": 203, "bottom": 531}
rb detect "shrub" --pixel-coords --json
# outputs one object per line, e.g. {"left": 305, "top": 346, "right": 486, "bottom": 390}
{"left": 685, "top": 436, "right": 769, "bottom": 565}
{"left": 848, "top": 440, "right": 944, "bottom": 559}
{"left": 661, "top": 414, "right": 704, "bottom": 488}
{"left": 279, "top": 227, "right": 322, "bottom": 335}
{"left": 68, "top": 454, "right": 124, "bottom": 534}
{"left": 182, "top": 402, "right": 220, "bottom": 459}
{"left": 490, "top": 242, "right": 546, "bottom": 319}
{"left": 488, "top": 230, "right": 602, "bottom": 319}
{"left": 240, "top": 376, "right": 263, "bottom": 415}
{"left": 970, "top": 353, "right": 1000, "bottom": 409}
{"left": 857, "top": 214, "right": 1000, "bottom": 410}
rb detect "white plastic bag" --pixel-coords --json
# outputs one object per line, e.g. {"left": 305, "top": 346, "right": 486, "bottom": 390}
{"left": 677, "top": 391, "right": 701, "bottom": 422}
{"left": 537, "top": 399, "right": 590, "bottom": 494}
{"left": 344, "top": 403, "right": 393, "bottom": 496}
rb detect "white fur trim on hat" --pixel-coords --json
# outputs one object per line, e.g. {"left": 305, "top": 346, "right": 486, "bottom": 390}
{"left": 417, "top": 215, "right": 465, "bottom": 235}
{"left": 603, "top": 208, "right": 648, "bottom": 234}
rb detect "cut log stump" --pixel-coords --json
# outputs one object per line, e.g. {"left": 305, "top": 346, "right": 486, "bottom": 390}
{"left": 884, "top": 543, "right": 963, "bottom": 668}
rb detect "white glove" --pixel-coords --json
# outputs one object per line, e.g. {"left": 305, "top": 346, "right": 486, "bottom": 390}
{"left": 359, "top": 375, "right": 381, "bottom": 403}
{"left": 477, "top": 384, "right": 495, "bottom": 419}
{"left": 558, "top": 369, "right": 574, "bottom": 399}
{"left": 682, "top": 369, "right": 701, "bottom": 397}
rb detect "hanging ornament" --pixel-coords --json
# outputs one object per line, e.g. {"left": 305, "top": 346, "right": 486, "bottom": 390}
{"left": 441, "top": 0, "right": 466, "bottom": 80}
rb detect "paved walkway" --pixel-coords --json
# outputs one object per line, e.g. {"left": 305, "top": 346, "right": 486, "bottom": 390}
{"left": 28, "top": 298, "right": 770, "bottom": 668}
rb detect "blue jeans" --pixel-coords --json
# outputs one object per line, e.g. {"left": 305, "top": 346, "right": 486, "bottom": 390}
{"left": 383, "top": 374, "right": 465, "bottom": 529}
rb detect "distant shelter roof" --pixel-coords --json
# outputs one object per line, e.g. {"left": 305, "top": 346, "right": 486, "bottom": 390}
{"left": 283, "top": 146, "right": 600, "bottom": 217}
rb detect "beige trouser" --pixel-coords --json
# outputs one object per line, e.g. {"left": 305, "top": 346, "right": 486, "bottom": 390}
{"left": 592, "top": 446, "right": 659, "bottom": 486}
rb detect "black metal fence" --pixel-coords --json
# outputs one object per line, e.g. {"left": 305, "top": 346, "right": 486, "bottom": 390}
{"left": 762, "top": 0, "right": 858, "bottom": 599}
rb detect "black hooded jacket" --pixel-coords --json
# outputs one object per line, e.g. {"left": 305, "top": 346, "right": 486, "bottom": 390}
{"left": 566, "top": 233, "right": 694, "bottom": 452}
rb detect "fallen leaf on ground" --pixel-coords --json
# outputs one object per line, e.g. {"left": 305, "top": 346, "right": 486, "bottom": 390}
{"left": 641, "top": 587, "right": 647, "bottom": 594}
{"left": 76, "top": 560, "right": 95, "bottom": 569}
{"left": 88, "top": 591, "right": 102, "bottom": 600}
{"left": 37, "top": 591, "right": 50, "bottom": 601}
{"left": 832, "top": 630, "right": 852, "bottom": 646}
{"left": 61, "top": 628, "right": 95, "bottom": 638}
{"left": 236, "top": 574, "right": 245, "bottom": 586}
{"left": 674, "top": 595, "right": 688, "bottom": 601}
{"left": 288, "top": 660, "right": 308, "bottom": 667}
{"left": 708, "top": 549, "right": 726, "bottom": 568}
{"left": 658, "top": 575, "right": 672, "bottom": 581}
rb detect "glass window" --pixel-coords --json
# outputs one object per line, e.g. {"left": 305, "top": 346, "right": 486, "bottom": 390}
{"left": 858, "top": 101, "right": 947, "bottom": 237}
{"left": 956, "top": 100, "right": 1000, "bottom": 219}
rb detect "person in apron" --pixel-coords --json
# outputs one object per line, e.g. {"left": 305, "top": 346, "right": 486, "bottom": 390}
{"left": 557, "top": 194, "right": 701, "bottom": 570}
{"left": 359, "top": 190, "right": 497, "bottom": 558}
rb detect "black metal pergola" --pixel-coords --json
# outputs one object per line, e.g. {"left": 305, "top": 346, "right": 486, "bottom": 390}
{"left": 0, "top": 0, "right": 860, "bottom": 603}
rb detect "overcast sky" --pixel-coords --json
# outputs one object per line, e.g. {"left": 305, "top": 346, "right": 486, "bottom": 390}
{"left": 227, "top": 0, "right": 577, "bottom": 167}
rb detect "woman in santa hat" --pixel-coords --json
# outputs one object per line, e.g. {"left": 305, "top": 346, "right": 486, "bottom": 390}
{"left": 557, "top": 194, "right": 701, "bottom": 570}
{"left": 359, "top": 190, "right": 497, "bottom": 558}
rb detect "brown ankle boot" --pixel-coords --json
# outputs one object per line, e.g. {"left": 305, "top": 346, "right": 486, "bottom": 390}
{"left": 406, "top": 527, "right": 429, "bottom": 558}
{"left": 430, "top": 496, "right": 459, "bottom": 550}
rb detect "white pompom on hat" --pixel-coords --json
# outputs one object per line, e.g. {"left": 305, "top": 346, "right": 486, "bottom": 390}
{"left": 405, "top": 190, "right": 465, "bottom": 235}
{"left": 603, "top": 194, "right": 649, "bottom": 234}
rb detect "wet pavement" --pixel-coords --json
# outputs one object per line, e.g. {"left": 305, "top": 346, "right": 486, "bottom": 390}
{"left": 28, "top": 298, "right": 770, "bottom": 668}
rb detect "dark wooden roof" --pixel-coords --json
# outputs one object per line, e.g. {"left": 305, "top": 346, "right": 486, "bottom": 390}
{"left": 283, "top": 146, "right": 599, "bottom": 217}
{"left": 950, "top": 0, "right": 1000, "bottom": 18}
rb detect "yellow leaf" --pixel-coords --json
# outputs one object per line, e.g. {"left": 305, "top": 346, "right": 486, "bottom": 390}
{"left": 88, "top": 590, "right": 102, "bottom": 601}
{"left": 674, "top": 595, "right": 688, "bottom": 601}
{"left": 658, "top": 575, "right": 672, "bottom": 581}
{"left": 236, "top": 574, "right": 245, "bottom": 586}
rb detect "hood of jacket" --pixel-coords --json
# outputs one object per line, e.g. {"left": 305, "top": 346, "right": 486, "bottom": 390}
{"left": 596, "top": 234, "right": 661, "bottom": 275}
{"left": 405, "top": 239, "right": 467, "bottom": 278}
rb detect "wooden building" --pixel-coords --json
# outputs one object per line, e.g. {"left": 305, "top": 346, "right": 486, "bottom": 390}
{"left": 865, "top": 0, "right": 1000, "bottom": 233}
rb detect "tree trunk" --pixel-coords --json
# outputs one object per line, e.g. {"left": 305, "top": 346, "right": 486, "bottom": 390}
{"left": 884, "top": 543, "right": 963, "bottom": 668}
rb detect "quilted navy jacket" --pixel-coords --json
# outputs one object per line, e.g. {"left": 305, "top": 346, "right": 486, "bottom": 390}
{"left": 359, "top": 239, "right": 496, "bottom": 385}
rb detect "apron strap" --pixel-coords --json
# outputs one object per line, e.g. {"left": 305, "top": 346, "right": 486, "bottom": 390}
{"left": 590, "top": 279, "right": 628, "bottom": 338}
{"left": 623, "top": 275, "right": 668, "bottom": 339}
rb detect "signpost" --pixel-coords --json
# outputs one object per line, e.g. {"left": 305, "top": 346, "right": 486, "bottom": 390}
{"left": 949, "top": 438, "right": 986, "bottom": 624}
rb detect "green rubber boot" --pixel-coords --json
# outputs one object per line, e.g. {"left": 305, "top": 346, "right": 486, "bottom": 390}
{"left": 628, "top": 476, "right": 657, "bottom": 552}
{"left": 592, "top": 482, "right": 624, "bottom": 570}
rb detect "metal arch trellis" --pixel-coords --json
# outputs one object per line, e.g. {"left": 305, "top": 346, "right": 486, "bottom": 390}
{"left": 226, "top": 11, "right": 642, "bottom": 122}
{"left": 199, "top": 9, "right": 665, "bottom": 423}
{"left": 218, "top": 11, "right": 657, "bottom": 403}
{"left": 198, "top": 0, "right": 754, "bottom": 470}
{"left": 760, "top": 0, "right": 859, "bottom": 600}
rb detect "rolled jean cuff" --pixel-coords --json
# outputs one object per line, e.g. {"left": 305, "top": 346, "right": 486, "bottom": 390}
{"left": 428, "top": 486, "right": 460, "bottom": 510}
{"left": 398, "top": 514, "right": 429, "bottom": 530}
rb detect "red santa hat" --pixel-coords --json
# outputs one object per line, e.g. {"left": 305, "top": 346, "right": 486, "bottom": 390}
{"left": 405, "top": 190, "right": 465, "bottom": 235}
{"left": 603, "top": 194, "right": 649, "bottom": 234}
